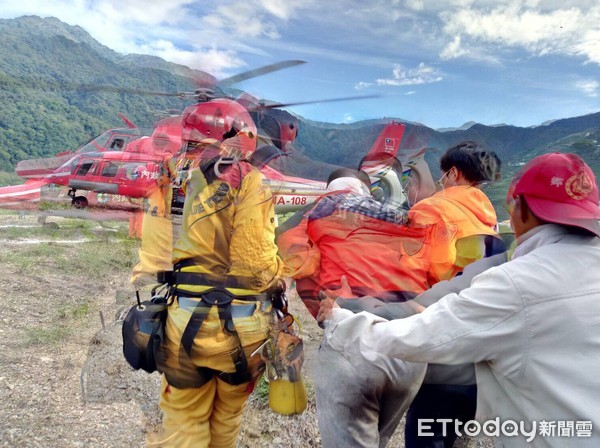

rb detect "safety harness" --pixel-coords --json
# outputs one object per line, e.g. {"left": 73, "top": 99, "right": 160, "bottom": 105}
{"left": 157, "top": 262, "right": 272, "bottom": 389}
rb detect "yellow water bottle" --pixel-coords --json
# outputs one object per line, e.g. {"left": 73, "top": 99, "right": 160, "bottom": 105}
{"left": 268, "top": 376, "right": 308, "bottom": 415}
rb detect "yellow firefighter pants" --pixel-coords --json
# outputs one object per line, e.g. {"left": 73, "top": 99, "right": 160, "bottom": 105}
{"left": 149, "top": 297, "right": 269, "bottom": 448}
{"left": 149, "top": 374, "right": 253, "bottom": 448}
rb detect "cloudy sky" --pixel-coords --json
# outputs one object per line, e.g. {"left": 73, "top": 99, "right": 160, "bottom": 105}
{"left": 1, "top": 0, "right": 599, "bottom": 129}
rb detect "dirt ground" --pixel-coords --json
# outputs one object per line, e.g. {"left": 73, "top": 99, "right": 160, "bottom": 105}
{"left": 0, "top": 212, "right": 491, "bottom": 448}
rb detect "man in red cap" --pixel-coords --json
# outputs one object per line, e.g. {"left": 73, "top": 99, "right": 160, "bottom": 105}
{"left": 319, "top": 153, "right": 600, "bottom": 447}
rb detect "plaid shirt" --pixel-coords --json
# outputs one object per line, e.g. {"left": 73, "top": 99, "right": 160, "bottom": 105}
{"left": 308, "top": 191, "right": 408, "bottom": 225}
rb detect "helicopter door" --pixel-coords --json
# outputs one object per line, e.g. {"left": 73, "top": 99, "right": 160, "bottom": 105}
{"left": 100, "top": 162, "right": 119, "bottom": 177}
{"left": 75, "top": 160, "right": 96, "bottom": 176}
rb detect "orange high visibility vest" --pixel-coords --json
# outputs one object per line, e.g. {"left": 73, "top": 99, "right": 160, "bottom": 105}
{"left": 406, "top": 185, "right": 499, "bottom": 285}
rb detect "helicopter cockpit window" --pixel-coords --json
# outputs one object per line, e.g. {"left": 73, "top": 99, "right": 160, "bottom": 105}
{"left": 76, "top": 162, "right": 95, "bottom": 176}
{"left": 110, "top": 138, "right": 125, "bottom": 150}
{"left": 75, "top": 132, "right": 111, "bottom": 154}
{"left": 101, "top": 162, "right": 118, "bottom": 177}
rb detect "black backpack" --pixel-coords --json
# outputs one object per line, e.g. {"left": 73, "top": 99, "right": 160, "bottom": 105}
{"left": 122, "top": 292, "right": 168, "bottom": 373}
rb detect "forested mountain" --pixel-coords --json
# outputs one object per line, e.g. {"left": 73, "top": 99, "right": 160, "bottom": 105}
{"left": 295, "top": 115, "right": 600, "bottom": 176}
{"left": 0, "top": 16, "right": 203, "bottom": 171}
{"left": 1, "top": 15, "right": 599, "bottom": 194}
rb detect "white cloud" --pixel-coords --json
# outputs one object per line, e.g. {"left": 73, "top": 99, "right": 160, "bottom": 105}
{"left": 135, "top": 41, "right": 246, "bottom": 76}
{"left": 259, "top": 0, "right": 308, "bottom": 20}
{"left": 93, "top": 0, "right": 194, "bottom": 26}
{"left": 574, "top": 29, "right": 600, "bottom": 64}
{"left": 405, "top": 91, "right": 416, "bottom": 95}
{"left": 406, "top": 0, "right": 425, "bottom": 11}
{"left": 201, "top": 0, "right": 311, "bottom": 39}
{"left": 203, "top": 3, "right": 275, "bottom": 39}
{"left": 354, "top": 81, "right": 373, "bottom": 90}
{"left": 440, "top": 35, "right": 468, "bottom": 60}
{"left": 376, "top": 63, "right": 443, "bottom": 87}
{"left": 575, "top": 79, "right": 599, "bottom": 97}
{"left": 343, "top": 113, "right": 354, "bottom": 122}
{"left": 439, "top": 4, "right": 600, "bottom": 64}
{"left": 355, "top": 63, "right": 443, "bottom": 90}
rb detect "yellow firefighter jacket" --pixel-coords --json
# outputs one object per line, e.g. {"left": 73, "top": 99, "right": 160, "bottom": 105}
{"left": 172, "top": 161, "right": 283, "bottom": 296}
{"left": 157, "top": 161, "right": 283, "bottom": 387}
{"left": 130, "top": 153, "right": 177, "bottom": 285}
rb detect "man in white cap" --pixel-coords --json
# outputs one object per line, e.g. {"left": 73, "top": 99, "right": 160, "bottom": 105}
{"left": 319, "top": 153, "right": 600, "bottom": 447}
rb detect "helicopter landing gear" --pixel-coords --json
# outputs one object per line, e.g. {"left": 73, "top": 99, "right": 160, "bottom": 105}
{"left": 72, "top": 196, "right": 89, "bottom": 208}
{"left": 68, "top": 188, "right": 89, "bottom": 209}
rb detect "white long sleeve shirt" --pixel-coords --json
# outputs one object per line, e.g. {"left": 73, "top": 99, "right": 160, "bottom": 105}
{"left": 326, "top": 224, "right": 600, "bottom": 447}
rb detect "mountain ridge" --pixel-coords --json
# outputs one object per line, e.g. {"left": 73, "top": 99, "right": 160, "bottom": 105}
{"left": 0, "top": 15, "right": 599, "bottom": 185}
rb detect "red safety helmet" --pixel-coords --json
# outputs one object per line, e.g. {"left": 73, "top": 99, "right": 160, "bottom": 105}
{"left": 181, "top": 98, "right": 257, "bottom": 160}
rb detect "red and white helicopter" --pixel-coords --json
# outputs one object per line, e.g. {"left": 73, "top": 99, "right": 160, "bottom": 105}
{"left": 0, "top": 61, "right": 436, "bottom": 218}
{"left": 1, "top": 118, "right": 434, "bottom": 217}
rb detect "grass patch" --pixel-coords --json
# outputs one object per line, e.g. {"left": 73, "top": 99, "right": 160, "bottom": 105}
{"left": 0, "top": 208, "right": 21, "bottom": 216}
{"left": 0, "top": 217, "right": 140, "bottom": 274}
{"left": 2, "top": 243, "right": 67, "bottom": 271}
{"left": 16, "top": 243, "right": 66, "bottom": 258}
{"left": 0, "top": 225, "right": 63, "bottom": 240}
{"left": 64, "top": 239, "right": 139, "bottom": 275}
{"left": 253, "top": 375, "right": 270, "bottom": 405}
{"left": 57, "top": 301, "right": 92, "bottom": 319}
{"left": 24, "top": 326, "right": 71, "bottom": 346}
{"left": 38, "top": 201, "right": 73, "bottom": 212}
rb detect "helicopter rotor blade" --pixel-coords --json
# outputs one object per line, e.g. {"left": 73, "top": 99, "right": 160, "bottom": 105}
{"left": 70, "top": 84, "right": 182, "bottom": 96}
{"left": 217, "top": 60, "right": 306, "bottom": 87}
{"left": 248, "top": 94, "right": 380, "bottom": 111}
{"left": 4, "top": 61, "right": 372, "bottom": 111}
{"left": 1, "top": 60, "right": 308, "bottom": 99}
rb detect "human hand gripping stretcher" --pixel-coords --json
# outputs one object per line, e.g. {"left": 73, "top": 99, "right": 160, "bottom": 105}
{"left": 317, "top": 275, "right": 426, "bottom": 327}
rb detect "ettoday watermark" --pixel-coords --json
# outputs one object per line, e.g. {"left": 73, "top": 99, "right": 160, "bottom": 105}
{"left": 418, "top": 418, "right": 593, "bottom": 442}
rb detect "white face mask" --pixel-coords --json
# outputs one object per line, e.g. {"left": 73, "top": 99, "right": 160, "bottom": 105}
{"left": 327, "top": 177, "right": 371, "bottom": 196}
{"left": 438, "top": 167, "right": 462, "bottom": 190}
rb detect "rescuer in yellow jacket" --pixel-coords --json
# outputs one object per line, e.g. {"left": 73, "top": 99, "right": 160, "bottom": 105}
{"left": 147, "top": 102, "right": 283, "bottom": 447}
{"left": 152, "top": 159, "right": 282, "bottom": 448}
{"left": 130, "top": 150, "right": 177, "bottom": 286}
